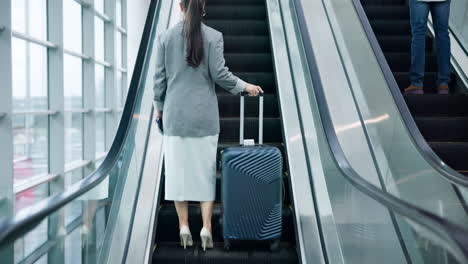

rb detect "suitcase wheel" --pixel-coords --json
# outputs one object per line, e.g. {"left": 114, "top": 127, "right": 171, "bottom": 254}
{"left": 224, "top": 239, "right": 231, "bottom": 251}
{"left": 270, "top": 239, "right": 281, "bottom": 252}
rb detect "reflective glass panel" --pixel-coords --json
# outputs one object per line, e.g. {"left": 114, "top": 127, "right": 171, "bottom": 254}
{"left": 450, "top": 0, "right": 468, "bottom": 52}
{"left": 116, "top": 32, "right": 122, "bottom": 68}
{"left": 13, "top": 115, "right": 49, "bottom": 181}
{"left": 35, "top": 254, "right": 47, "bottom": 264}
{"left": 96, "top": 113, "right": 106, "bottom": 155}
{"left": 65, "top": 226, "right": 82, "bottom": 264}
{"left": 116, "top": 0, "right": 123, "bottom": 27}
{"left": 65, "top": 169, "right": 84, "bottom": 226}
{"left": 12, "top": 0, "right": 47, "bottom": 40}
{"left": 95, "top": 0, "right": 104, "bottom": 13}
{"left": 116, "top": 71, "right": 123, "bottom": 107}
{"left": 12, "top": 38, "right": 48, "bottom": 112}
{"left": 15, "top": 182, "right": 49, "bottom": 213}
{"left": 64, "top": 0, "right": 83, "bottom": 53}
{"left": 14, "top": 219, "right": 47, "bottom": 263}
{"left": 64, "top": 55, "right": 83, "bottom": 110}
{"left": 95, "top": 18, "right": 105, "bottom": 62}
{"left": 64, "top": 112, "right": 84, "bottom": 164}
{"left": 95, "top": 65, "right": 105, "bottom": 109}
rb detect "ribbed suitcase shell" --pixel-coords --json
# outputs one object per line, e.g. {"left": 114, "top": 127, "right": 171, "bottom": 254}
{"left": 221, "top": 145, "right": 283, "bottom": 241}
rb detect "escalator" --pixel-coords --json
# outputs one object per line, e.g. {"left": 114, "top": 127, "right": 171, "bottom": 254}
{"left": 360, "top": 0, "right": 468, "bottom": 177}
{"left": 152, "top": 0, "right": 298, "bottom": 262}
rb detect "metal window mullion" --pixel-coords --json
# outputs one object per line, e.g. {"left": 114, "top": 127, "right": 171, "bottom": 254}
{"left": 64, "top": 160, "right": 92, "bottom": 174}
{"left": 83, "top": 0, "right": 96, "bottom": 175}
{"left": 63, "top": 48, "right": 91, "bottom": 60}
{"left": 64, "top": 109, "right": 92, "bottom": 113}
{"left": 94, "top": 58, "right": 111, "bottom": 67}
{"left": 0, "top": 0, "right": 14, "bottom": 263}
{"left": 73, "top": 0, "right": 91, "bottom": 8}
{"left": 122, "top": 0, "right": 127, "bottom": 30}
{"left": 116, "top": 25, "right": 127, "bottom": 35}
{"left": 121, "top": 0, "right": 128, "bottom": 97}
{"left": 14, "top": 173, "right": 60, "bottom": 194}
{"left": 47, "top": 0, "right": 66, "bottom": 263}
{"left": 95, "top": 108, "right": 112, "bottom": 113}
{"left": 12, "top": 31, "right": 58, "bottom": 49}
{"left": 13, "top": 110, "right": 59, "bottom": 116}
{"left": 104, "top": 0, "right": 117, "bottom": 150}
{"left": 95, "top": 10, "right": 111, "bottom": 23}
{"left": 121, "top": 33, "right": 128, "bottom": 99}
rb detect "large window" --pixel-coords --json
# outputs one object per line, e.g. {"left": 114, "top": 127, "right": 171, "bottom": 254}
{"left": 2, "top": 0, "right": 129, "bottom": 263}
{"left": 11, "top": 0, "right": 50, "bottom": 213}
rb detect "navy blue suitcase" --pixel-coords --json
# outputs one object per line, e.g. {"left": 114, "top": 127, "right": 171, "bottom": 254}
{"left": 221, "top": 93, "right": 283, "bottom": 251}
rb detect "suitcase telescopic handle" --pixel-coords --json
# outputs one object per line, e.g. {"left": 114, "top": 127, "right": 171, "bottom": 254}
{"left": 240, "top": 92, "right": 264, "bottom": 145}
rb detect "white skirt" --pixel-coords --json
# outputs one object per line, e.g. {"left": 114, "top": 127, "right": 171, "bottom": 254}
{"left": 163, "top": 134, "right": 219, "bottom": 202}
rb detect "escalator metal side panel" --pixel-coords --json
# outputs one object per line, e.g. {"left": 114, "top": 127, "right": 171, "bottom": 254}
{"left": 266, "top": 1, "right": 325, "bottom": 263}
{"left": 99, "top": 1, "right": 174, "bottom": 263}
{"left": 279, "top": 0, "right": 346, "bottom": 263}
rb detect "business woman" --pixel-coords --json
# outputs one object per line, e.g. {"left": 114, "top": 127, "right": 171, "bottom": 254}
{"left": 153, "top": 0, "right": 263, "bottom": 251}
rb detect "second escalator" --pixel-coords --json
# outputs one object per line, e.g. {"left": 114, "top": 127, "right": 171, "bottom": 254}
{"left": 361, "top": 0, "right": 468, "bottom": 177}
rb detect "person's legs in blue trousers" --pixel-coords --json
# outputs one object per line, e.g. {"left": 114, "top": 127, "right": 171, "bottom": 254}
{"left": 431, "top": 0, "right": 451, "bottom": 93}
{"left": 408, "top": 0, "right": 430, "bottom": 93}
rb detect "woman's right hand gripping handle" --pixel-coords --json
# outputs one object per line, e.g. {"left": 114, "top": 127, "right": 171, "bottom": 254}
{"left": 244, "top": 83, "right": 264, "bottom": 96}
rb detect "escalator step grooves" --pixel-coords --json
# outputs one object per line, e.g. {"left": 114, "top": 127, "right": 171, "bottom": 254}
{"left": 205, "top": 20, "right": 269, "bottom": 36}
{"left": 361, "top": 0, "right": 468, "bottom": 177}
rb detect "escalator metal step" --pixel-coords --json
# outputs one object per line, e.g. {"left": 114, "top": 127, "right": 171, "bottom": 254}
{"left": 404, "top": 94, "right": 468, "bottom": 117}
{"left": 360, "top": 0, "right": 406, "bottom": 6}
{"left": 153, "top": 243, "right": 297, "bottom": 264}
{"left": 205, "top": 5, "right": 267, "bottom": 20}
{"left": 207, "top": 0, "right": 266, "bottom": 5}
{"left": 429, "top": 142, "right": 468, "bottom": 171}
{"left": 223, "top": 36, "right": 271, "bottom": 53}
{"left": 415, "top": 117, "right": 468, "bottom": 142}
{"left": 363, "top": 6, "right": 408, "bottom": 19}
{"left": 224, "top": 53, "right": 273, "bottom": 72}
{"left": 205, "top": 20, "right": 269, "bottom": 36}
{"left": 369, "top": 20, "right": 411, "bottom": 35}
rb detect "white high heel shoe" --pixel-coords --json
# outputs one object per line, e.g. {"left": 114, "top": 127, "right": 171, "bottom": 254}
{"left": 200, "top": 227, "right": 214, "bottom": 251}
{"left": 179, "top": 225, "right": 193, "bottom": 249}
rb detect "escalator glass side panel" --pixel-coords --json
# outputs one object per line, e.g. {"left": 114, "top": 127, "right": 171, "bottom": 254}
{"left": 315, "top": 0, "right": 468, "bottom": 227}
{"left": 450, "top": 0, "right": 468, "bottom": 53}
{"left": 293, "top": 0, "right": 468, "bottom": 262}
{"left": 0, "top": 1, "right": 164, "bottom": 263}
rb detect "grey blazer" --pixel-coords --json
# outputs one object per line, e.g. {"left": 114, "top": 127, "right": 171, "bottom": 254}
{"left": 153, "top": 22, "right": 246, "bottom": 137}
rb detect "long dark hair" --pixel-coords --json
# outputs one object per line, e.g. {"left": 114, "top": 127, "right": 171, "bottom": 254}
{"left": 182, "top": 0, "right": 205, "bottom": 68}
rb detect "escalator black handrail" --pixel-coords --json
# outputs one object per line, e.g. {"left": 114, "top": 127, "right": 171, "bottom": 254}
{"left": 350, "top": 0, "right": 468, "bottom": 189}
{"left": 0, "top": 0, "right": 159, "bottom": 246}
{"left": 293, "top": 0, "right": 468, "bottom": 261}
